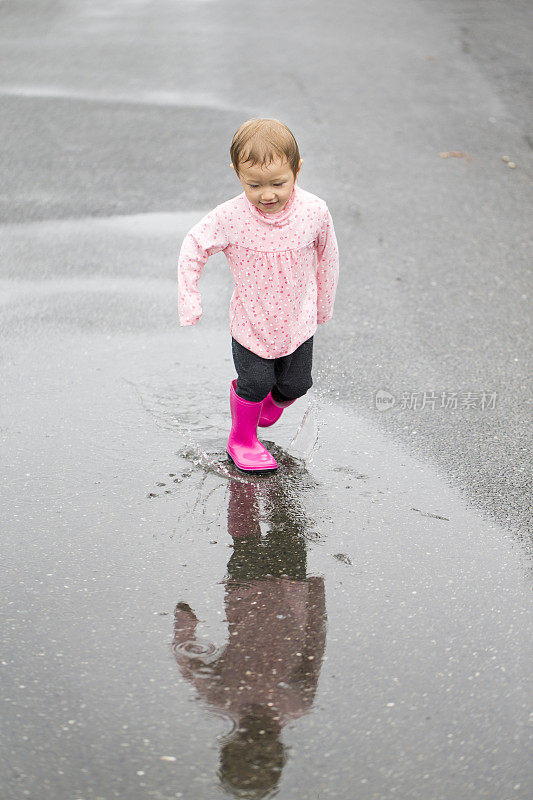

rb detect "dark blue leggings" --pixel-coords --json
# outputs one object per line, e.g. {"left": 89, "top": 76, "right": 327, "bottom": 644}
{"left": 232, "top": 336, "right": 314, "bottom": 403}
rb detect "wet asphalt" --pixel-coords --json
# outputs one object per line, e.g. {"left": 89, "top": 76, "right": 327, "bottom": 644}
{"left": 1, "top": 1, "right": 532, "bottom": 799}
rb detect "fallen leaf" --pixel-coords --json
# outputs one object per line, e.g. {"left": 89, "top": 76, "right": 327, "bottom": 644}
{"left": 439, "top": 151, "right": 471, "bottom": 162}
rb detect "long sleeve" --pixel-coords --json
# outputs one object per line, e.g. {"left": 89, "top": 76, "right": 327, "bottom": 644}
{"left": 177, "top": 207, "right": 229, "bottom": 326}
{"left": 315, "top": 207, "right": 339, "bottom": 324}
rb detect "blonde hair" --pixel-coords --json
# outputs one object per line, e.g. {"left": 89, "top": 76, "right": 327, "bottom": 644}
{"left": 230, "top": 118, "right": 301, "bottom": 177}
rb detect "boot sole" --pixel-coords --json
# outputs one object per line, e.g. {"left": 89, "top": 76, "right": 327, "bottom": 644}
{"left": 226, "top": 451, "right": 277, "bottom": 473}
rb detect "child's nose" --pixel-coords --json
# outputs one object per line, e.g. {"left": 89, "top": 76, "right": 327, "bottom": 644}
{"left": 260, "top": 188, "right": 275, "bottom": 200}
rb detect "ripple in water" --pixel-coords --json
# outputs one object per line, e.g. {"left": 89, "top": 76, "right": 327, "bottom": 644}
{"left": 172, "top": 639, "right": 218, "bottom": 659}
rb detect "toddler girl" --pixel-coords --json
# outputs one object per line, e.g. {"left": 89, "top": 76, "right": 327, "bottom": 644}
{"left": 177, "top": 118, "right": 339, "bottom": 472}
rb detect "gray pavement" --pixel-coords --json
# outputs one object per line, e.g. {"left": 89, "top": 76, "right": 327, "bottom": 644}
{"left": 1, "top": 2, "right": 532, "bottom": 799}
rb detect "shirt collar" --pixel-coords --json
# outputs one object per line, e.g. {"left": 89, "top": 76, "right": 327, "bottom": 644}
{"left": 244, "top": 184, "right": 297, "bottom": 227}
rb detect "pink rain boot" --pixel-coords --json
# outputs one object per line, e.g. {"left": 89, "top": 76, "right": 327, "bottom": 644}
{"left": 258, "top": 390, "right": 295, "bottom": 427}
{"left": 227, "top": 380, "right": 277, "bottom": 472}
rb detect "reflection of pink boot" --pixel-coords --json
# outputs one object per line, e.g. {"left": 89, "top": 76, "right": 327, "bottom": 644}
{"left": 258, "top": 391, "right": 295, "bottom": 427}
{"left": 227, "top": 380, "right": 277, "bottom": 472}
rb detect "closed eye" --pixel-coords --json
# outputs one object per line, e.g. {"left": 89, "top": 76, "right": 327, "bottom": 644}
{"left": 247, "top": 182, "right": 285, "bottom": 188}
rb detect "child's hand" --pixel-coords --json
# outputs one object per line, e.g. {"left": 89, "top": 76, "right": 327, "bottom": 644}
{"left": 173, "top": 601, "right": 199, "bottom": 635}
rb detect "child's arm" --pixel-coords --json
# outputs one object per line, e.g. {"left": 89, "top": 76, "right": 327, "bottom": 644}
{"left": 177, "top": 207, "right": 229, "bottom": 326}
{"left": 315, "top": 207, "right": 339, "bottom": 324}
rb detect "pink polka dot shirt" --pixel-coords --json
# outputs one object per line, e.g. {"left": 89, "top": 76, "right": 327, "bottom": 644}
{"left": 177, "top": 184, "right": 339, "bottom": 358}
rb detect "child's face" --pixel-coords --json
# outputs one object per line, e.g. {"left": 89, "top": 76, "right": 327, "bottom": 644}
{"left": 235, "top": 157, "right": 301, "bottom": 214}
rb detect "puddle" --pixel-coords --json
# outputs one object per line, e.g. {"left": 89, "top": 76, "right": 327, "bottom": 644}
{"left": 1, "top": 330, "right": 531, "bottom": 800}
{"left": 0, "top": 83, "right": 239, "bottom": 111}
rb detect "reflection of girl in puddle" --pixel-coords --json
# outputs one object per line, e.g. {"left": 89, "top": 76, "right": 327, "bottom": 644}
{"left": 172, "top": 465, "right": 326, "bottom": 798}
